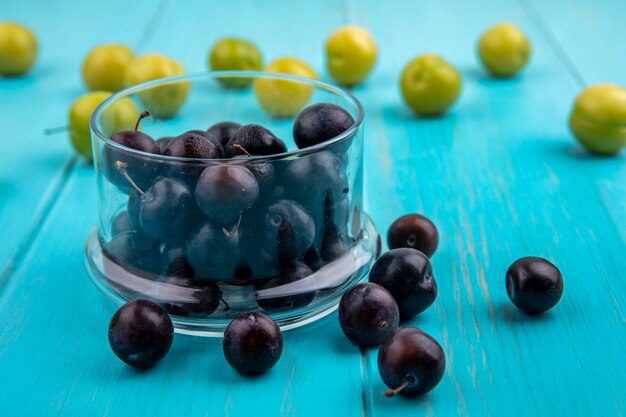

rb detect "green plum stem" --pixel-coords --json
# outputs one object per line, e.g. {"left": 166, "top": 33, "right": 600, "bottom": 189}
{"left": 44, "top": 125, "right": 68, "bottom": 135}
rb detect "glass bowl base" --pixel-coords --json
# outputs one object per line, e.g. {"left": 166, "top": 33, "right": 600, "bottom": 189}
{"left": 85, "top": 214, "right": 379, "bottom": 337}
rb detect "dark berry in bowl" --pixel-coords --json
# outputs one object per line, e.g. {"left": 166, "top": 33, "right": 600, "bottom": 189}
{"left": 506, "top": 256, "right": 564, "bottom": 314}
{"left": 208, "top": 121, "right": 241, "bottom": 147}
{"left": 156, "top": 136, "right": 173, "bottom": 153}
{"left": 293, "top": 103, "right": 355, "bottom": 149}
{"left": 265, "top": 199, "right": 315, "bottom": 262}
{"left": 195, "top": 165, "right": 259, "bottom": 225}
{"left": 256, "top": 261, "right": 315, "bottom": 312}
{"left": 378, "top": 327, "right": 446, "bottom": 397}
{"left": 108, "top": 299, "right": 174, "bottom": 369}
{"left": 303, "top": 246, "right": 321, "bottom": 270}
{"left": 369, "top": 248, "right": 437, "bottom": 320}
{"left": 128, "top": 176, "right": 200, "bottom": 241}
{"left": 284, "top": 151, "right": 348, "bottom": 205}
{"left": 224, "top": 124, "right": 286, "bottom": 157}
{"left": 103, "top": 229, "right": 161, "bottom": 274}
{"left": 163, "top": 131, "right": 223, "bottom": 182}
{"left": 162, "top": 241, "right": 195, "bottom": 278}
{"left": 186, "top": 222, "right": 243, "bottom": 281}
{"left": 231, "top": 156, "right": 276, "bottom": 200}
{"left": 158, "top": 275, "right": 221, "bottom": 317}
{"left": 338, "top": 282, "right": 399, "bottom": 347}
{"left": 111, "top": 211, "right": 133, "bottom": 236}
{"left": 223, "top": 312, "right": 283, "bottom": 375}
{"left": 321, "top": 222, "right": 349, "bottom": 262}
{"left": 103, "top": 111, "right": 160, "bottom": 194}
{"left": 164, "top": 131, "right": 222, "bottom": 159}
{"left": 387, "top": 214, "right": 439, "bottom": 257}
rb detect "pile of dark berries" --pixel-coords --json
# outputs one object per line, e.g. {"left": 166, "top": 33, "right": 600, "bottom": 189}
{"left": 104, "top": 108, "right": 564, "bottom": 395}
{"left": 102, "top": 102, "right": 356, "bottom": 317}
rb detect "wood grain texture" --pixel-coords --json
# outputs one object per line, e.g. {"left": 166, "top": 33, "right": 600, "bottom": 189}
{"left": 0, "top": 0, "right": 625, "bottom": 416}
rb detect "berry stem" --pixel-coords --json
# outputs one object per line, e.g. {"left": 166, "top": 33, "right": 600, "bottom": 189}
{"left": 134, "top": 110, "right": 151, "bottom": 131}
{"left": 44, "top": 125, "right": 68, "bottom": 135}
{"left": 222, "top": 212, "right": 243, "bottom": 238}
{"left": 220, "top": 293, "right": 230, "bottom": 312}
{"left": 115, "top": 161, "right": 149, "bottom": 199}
{"left": 382, "top": 375, "right": 415, "bottom": 398}
{"left": 232, "top": 143, "right": 252, "bottom": 157}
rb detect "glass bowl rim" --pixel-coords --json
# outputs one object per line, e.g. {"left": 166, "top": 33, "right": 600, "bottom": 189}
{"left": 90, "top": 70, "right": 365, "bottom": 163}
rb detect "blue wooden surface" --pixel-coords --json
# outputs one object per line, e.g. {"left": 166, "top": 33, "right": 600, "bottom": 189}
{"left": 1, "top": 0, "right": 625, "bottom": 416}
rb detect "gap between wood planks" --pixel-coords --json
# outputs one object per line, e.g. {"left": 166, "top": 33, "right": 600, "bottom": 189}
{"left": 519, "top": 0, "right": 587, "bottom": 88}
{"left": 0, "top": 0, "right": 174, "bottom": 291}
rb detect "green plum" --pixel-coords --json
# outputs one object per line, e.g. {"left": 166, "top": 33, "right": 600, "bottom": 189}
{"left": 209, "top": 37, "right": 262, "bottom": 88}
{"left": 68, "top": 91, "right": 138, "bottom": 161}
{"left": 478, "top": 23, "right": 531, "bottom": 78}
{"left": 0, "top": 22, "right": 37, "bottom": 76}
{"left": 400, "top": 54, "right": 462, "bottom": 117}
{"left": 82, "top": 44, "right": 134, "bottom": 92}
{"left": 569, "top": 84, "right": 626, "bottom": 156}
{"left": 254, "top": 57, "right": 318, "bottom": 118}
{"left": 326, "top": 25, "right": 377, "bottom": 87}
{"left": 124, "top": 53, "right": 190, "bottom": 119}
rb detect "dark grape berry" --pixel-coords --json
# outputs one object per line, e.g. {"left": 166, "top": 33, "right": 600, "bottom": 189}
{"left": 162, "top": 242, "right": 195, "bottom": 278}
{"left": 195, "top": 165, "right": 259, "bottom": 225}
{"left": 186, "top": 222, "right": 242, "bottom": 280}
{"left": 225, "top": 124, "right": 287, "bottom": 157}
{"left": 323, "top": 190, "right": 351, "bottom": 236}
{"left": 265, "top": 200, "right": 315, "bottom": 262}
{"left": 223, "top": 312, "right": 283, "bottom": 375}
{"left": 338, "top": 282, "right": 399, "bottom": 347}
{"left": 369, "top": 248, "right": 437, "bottom": 320}
{"left": 321, "top": 222, "right": 349, "bottom": 262}
{"left": 111, "top": 211, "right": 133, "bottom": 236}
{"left": 208, "top": 121, "right": 241, "bottom": 147}
{"left": 128, "top": 177, "right": 199, "bottom": 241}
{"left": 158, "top": 276, "right": 221, "bottom": 317}
{"left": 108, "top": 299, "right": 174, "bottom": 369}
{"left": 103, "top": 229, "right": 161, "bottom": 273}
{"left": 231, "top": 156, "right": 276, "bottom": 199}
{"left": 156, "top": 136, "right": 173, "bottom": 153}
{"left": 285, "top": 151, "right": 348, "bottom": 204}
{"left": 237, "top": 214, "right": 280, "bottom": 280}
{"left": 388, "top": 214, "right": 439, "bottom": 257}
{"left": 256, "top": 262, "right": 315, "bottom": 312}
{"left": 506, "top": 257, "right": 564, "bottom": 314}
{"left": 293, "top": 103, "right": 355, "bottom": 149}
{"left": 104, "top": 111, "right": 160, "bottom": 194}
{"left": 164, "top": 131, "right": 221, "bottom": 159}
{"left": 184, "top": 130, "right": 225, "bottom": 156}
{"left": 378, "top": 327, "right": 446, "bottom": 397}
{"left": 303, "top": 246, "right": 321, "bottom": 270}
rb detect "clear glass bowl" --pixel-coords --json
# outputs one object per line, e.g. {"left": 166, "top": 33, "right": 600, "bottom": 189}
{"left": 86, "top": 71, "right": 379, "bottom": 336}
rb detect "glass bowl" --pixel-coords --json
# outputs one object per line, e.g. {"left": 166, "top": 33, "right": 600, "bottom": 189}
{"left": 86, "top": 71, "right": 379, "bottom": 336}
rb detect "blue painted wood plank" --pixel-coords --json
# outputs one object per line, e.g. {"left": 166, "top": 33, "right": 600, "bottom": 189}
{"left": 526, "top": 0, "right": 626, "bottom": 86}
{"left": 345, "top": 0, "right": 626, "bottom": 416}
{"left": 0, "top": 0, "right": 167, "bottom": 280}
